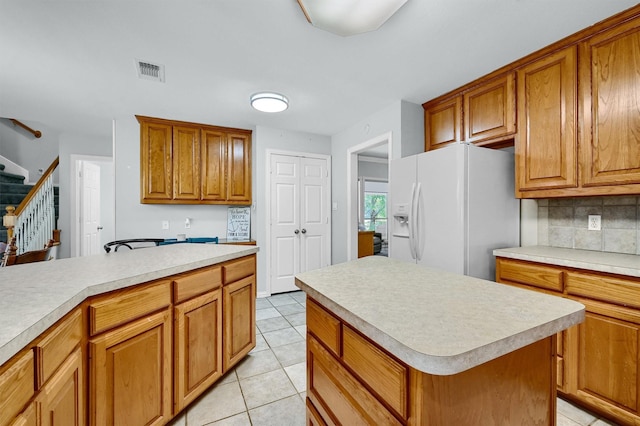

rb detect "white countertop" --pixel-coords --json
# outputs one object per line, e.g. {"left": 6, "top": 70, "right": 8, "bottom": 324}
{"left": 0, "top": 243, "right": 258, "bottom": 365}
{"left": 295, "top": 256, "right": 584, "bottom": 376}
{"left": 494, "top": 246, "right": 640, "bottom": 278}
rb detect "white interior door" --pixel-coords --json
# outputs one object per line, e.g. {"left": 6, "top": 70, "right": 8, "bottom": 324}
{"left": 269, "top": 153, "right": 330, "bottom": 294}
{"left": 300, "top": 158, "right": 328, "bottom": 273}
{"left": 271, "top": 154, "right": 301, "bottom": 294}
{"left": 80, "top": 161, "right": 101, "bottom": 256}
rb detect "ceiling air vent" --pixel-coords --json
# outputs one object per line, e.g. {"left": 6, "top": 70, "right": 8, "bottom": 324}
{"left": 135, "top": 59, "right": 165, "bottom": 82}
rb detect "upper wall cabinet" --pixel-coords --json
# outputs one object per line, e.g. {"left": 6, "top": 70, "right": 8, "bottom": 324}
{"left": 423, "top": 95, "right": 462, "bottom": 150}
{"left": 464, "top": 73, "right": 516, "bottom": 145}
{"left": 421, "top": 4, "right": 640, "bottom": 198}
{"left": 423, "top": 73, "right": 516, "bottom": 151}
{"left": 516, "top": 46, "right": 578, "bottom": 197}
{"left": 138, "top": 116, "right": 252, "bottom": 205}
{"left": 580, "top": 18, "right": 640, "bottom": 189}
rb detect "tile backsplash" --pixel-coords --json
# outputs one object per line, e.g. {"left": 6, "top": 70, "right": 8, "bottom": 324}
{"left": 537, "top": 196, "right": 640, "bottom": 255}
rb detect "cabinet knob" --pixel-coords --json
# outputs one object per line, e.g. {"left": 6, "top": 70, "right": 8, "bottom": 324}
{"left": 301, "top": 229, "right": 307, "bottom": 234}
{"left": 294, "top": 229, "right": 300, "bottom": 234}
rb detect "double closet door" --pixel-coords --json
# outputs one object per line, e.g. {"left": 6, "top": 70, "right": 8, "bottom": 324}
{"left": 270, "top": 153, "right": 330, "bottom": 294}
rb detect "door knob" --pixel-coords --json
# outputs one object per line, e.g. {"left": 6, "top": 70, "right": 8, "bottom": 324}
{"left": 301, "top": 228, "right": 307, "bottom": 234}
{"left": 294, "top": 229, "right": 300, "bottom": 234}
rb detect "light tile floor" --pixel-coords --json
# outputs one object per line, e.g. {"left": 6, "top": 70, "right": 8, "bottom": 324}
{"left": 169, "top": 291, "right": 618, "bottom": 426}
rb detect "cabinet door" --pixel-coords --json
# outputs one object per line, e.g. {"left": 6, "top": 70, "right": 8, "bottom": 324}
{"left": 0, "top": 350, "right": 35, "bottom": 426}
{"left": 89, "top": 309, "right": 172, "bottom": 426}
{"left": 223, "top": 275, "right": 256, "bottom": 371}
{"left": 201, "top": 129, "right": 226, "bottom": 201}
{"left": 39, "top": 347, "right": 83, "bottom": 426}
{"left": 226, "top": 133, "right": 252, "bottom": 203}
{"left": 172, "top": 126, "right": 201, "bottom": 201}
{"left": 174, "top": 290, "right": 223, "bottom": 412}
{"left": 569, "top": 300, "right": 640, "bottom": 423}
{"left": 140, "top": 121, "right": 173, "bottom": 202}
{"left": 580, "top": 18, "right": 640, "bottom": 188}
{"left": 516, "top": 46, "right": 578, "bottom": 195}
{"left": 424, "top": 96, "right": 462, "bottom": 151}
{"left": 464, "top": 73, "right": 516, "bottom": 144}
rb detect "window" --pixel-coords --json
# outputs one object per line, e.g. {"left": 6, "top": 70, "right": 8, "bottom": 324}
{"left": 358, "top": 179, "right": 388, "bottom": 240}
{"left": 363, "top": 191, "right": 387, "bottom": 235}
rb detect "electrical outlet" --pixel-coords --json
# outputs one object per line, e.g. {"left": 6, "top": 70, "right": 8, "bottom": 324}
{"left": 588, "top": 215, "right": 601, "bottom": 231}
{"left": 185, "top": 218, "right": 191, "bottom": 229}
{"left": 162, "top": 220, "right": 169, "bottom": 230}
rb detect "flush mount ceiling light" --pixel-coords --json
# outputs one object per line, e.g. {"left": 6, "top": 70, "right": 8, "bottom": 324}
{"left": 297, "top": 0, "right": 408, "bottom": 37}
{"left": 250, "top": 92, "right": 289, "bottom": 113}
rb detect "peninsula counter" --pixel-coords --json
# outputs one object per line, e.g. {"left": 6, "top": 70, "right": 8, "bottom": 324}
{"left": 0, "top": 243, "right": 258, "bottom": 426}
{"left": 295, "top": 256, "right": 584, "bottom": 425}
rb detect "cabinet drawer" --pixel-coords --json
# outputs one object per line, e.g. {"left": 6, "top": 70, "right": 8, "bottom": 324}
{"left": 173, "top": 266, "right": 222, "bottom": 304}
{"left": 89, "top": 280, "right": 171, "bottom": 336}
{"left": 342, "top": 326, "right": 408, "bottom": 419}
{"left": 307, "top": 336, "right": 401, "bottom": 426}
{"left": 566, "top": 271, "right": 640, "bottom": 309}
{"left": 0, "top": 350, "right": 35, "bottom": 426}
{"left": 223, "top": 256, "right": 255, "bottom": 284}
{"left": 35, "top": 309, "right": 82, "bottom": 388}
{"left": 496, "top": 258, "right": 564, "bottom": 292}
{"left": 307, "top": 299, "right": 341, "bottom": 357}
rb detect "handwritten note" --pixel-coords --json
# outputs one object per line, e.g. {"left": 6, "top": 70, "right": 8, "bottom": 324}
{"left": 227, "top": 207, "right": 250, "bottom": 240}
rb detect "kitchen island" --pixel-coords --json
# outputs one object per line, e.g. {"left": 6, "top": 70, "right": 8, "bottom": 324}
{"left": 295, "top": 256, "right": 584, "bottom": 425}
{"left": 0, "top": 243, "right": 258, "bottom": 426}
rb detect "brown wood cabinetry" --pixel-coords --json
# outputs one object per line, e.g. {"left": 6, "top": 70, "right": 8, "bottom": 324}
{"left": 89, "top": 283, "right": 173, "bottom": 426}
{"left": 174, "top": 267, "right": 223, "bottom": 412}
{"left": 496, "top": 257, "right": 640, "bottom": 425}
{"left": 423, "top": 95, "right": 462, "bottom": 151}
{"left": 222, "top": 256, "right": 256, "bottom": 371}
{"left": 306, "top": 298, "right": 556, "bottom": 425}
{"left": 516, "top": 46, "right": 578, "bottom": 196}
{"left": 422, "top": 5, "right": 640, "bottom": 197}
{"left": 138, "top": 116, "right": 252, "bottom": 205}
{"left": 0, "top": 350, "right": 35, "bottom": 426}
{"left": 172, "top": 125, "right": 201, "bottom": 201}
{"left": 3, "top": 309, "right": 84, "bottom": 426}
{"left": 464, "top": 73, "right": 516, "bottom": 145}
{"left": 39, "top": 347, "right": 84, "bottom": 426}
{"left": 579, "top": 18, "right": 640, "bottom": 191}
{"left": 1, "top": 253, "right": 257, "bottom": 426}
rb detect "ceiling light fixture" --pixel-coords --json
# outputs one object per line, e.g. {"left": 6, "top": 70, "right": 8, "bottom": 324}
{"left": 297, "top": 0, "right": 408, "bottom": 37}
{"left": 250, "top": 92, "right": 289, "bottom": 113}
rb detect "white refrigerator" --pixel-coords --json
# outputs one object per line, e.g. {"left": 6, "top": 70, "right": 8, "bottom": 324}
{"left": 389, "top": 143, "right": 519, "bottom": 281}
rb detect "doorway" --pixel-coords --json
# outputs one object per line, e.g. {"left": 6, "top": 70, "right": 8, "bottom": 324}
{"left": 346, "top": 132, "right": 392, "bottom": 260}
{"left": 266, "top": 150, "right": 331, "bottom": 295}
{"left": 70, "top": 155, "right": 115, "bottom": 257}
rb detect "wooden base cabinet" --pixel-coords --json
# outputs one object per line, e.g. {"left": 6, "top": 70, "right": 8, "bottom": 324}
{"left": 39, "top": 347, "right": 84, "bottom": 426}
{"left": 306, "top": 298, "right": 556, "bottom": 425}
{"left": 89, "top": 309, "right": 172, "bottom": 426}
{"left": 0, "top": 350, "right": 35, "bottom": 426}
{"left": 223, "top": 277, "right": 255, "bottom": 370}
{"left": 1, "top": 254, "right": 257, "bottom": 426}
{"left": 174, "top": 289, "right": 223, "bottom": 412}
{"left": 496, "top": 257, "right": 640, "bottom": 425}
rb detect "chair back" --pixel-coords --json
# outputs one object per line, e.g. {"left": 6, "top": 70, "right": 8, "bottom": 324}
{"left": 2, "top": 237, "right": 55, "bottom": 266}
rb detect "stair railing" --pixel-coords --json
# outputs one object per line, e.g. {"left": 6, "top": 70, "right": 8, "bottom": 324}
{"left": 4, "top": 157, "right": 59, "bottom": 254}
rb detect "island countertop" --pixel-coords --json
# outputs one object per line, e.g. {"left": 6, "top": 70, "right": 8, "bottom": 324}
{"left": 0, "top": 243, "right": 258, "bottom": 365}
{"left": 295, "top": 256, "right": 584, "bottom": 375}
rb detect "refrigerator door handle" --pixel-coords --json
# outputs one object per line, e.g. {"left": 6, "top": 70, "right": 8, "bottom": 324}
{"left": 408, "top": 183, "right": 417, "bottom": 260}
{"left": 414, "top": 182, "right": 423, "bottom": 261}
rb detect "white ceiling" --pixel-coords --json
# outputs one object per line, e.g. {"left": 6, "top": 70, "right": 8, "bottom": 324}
{"left": 1, "top": 0, "right": 638, "bottom": 140}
